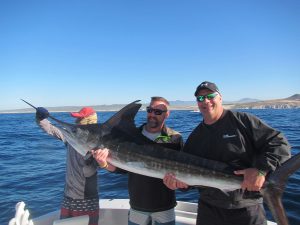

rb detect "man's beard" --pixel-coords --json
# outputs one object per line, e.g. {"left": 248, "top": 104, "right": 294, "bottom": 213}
{"left": 147, "top": 117, "right": 159, "bottom": 128}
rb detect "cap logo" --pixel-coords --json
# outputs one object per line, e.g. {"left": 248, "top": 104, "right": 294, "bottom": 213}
{"left": 194, "top": 81, "right": 219, "bottom": 96}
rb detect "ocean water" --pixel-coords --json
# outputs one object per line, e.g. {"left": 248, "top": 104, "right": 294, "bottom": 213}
{"left": 1, "top": 109, "right": 300, "bottom": 225}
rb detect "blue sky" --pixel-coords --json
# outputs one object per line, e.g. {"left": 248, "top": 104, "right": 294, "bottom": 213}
{"left": 0, "top": 0, "right": 299, "bottom": 110}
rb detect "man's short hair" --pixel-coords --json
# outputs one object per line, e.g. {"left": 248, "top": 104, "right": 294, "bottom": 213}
{"left": 151, "top": 96, "right": 170, "bottom": 107}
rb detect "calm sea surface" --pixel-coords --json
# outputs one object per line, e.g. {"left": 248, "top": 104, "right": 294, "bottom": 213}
{"left": 1, "top": 109, "right": 300, "bottom": 225}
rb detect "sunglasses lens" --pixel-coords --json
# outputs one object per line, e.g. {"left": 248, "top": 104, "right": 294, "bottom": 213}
{"left": 207, "top": 93, "right": 217, "bottom": 100}
{"left": 197, "top": 96, "right": 204, "bottom": 102}
{"left": 154, "top": 109, "right": 163, "bottom": 115}
{"left": 146, "top": 107, "right": 152, "bottom": 113}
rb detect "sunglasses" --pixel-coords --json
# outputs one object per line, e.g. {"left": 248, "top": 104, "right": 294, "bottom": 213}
{"left": 146, "top": 107, "right": 167, "bottom": 115}
{"left": 196, "top": 92, "right": 218, "bottom": 102}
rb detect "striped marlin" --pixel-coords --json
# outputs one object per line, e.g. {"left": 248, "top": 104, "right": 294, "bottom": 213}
{"left": 23, "top": 99, "right": 299, "bottom": 225}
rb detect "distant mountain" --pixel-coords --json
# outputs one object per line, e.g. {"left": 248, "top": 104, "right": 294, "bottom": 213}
{"left": 225, "top": 94, "right": 300, "bottom": 109}
{"left": 223, "top": 98, "right": 260, "bottom": 104}
{"left": 235, "top": 98, "right": 260, "bottom": 103}
{"left": 285, "top": 94, "right": 300, "bottom": 100}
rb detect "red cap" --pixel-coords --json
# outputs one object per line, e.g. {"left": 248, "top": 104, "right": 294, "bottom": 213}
{"left": 70, "top": 107, "right": 96, "bottom": 118}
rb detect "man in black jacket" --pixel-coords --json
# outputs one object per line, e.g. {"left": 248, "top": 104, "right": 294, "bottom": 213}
{"left": 93, "top": 96, "right": 183, "bottom": 225}
{"left": 163, "top": 81, "right": 291, "bottom": 225}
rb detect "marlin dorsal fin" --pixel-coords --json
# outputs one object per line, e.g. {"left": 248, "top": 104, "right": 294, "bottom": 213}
{"left": 102, "top": 100, "right": 142, "bottom": 133}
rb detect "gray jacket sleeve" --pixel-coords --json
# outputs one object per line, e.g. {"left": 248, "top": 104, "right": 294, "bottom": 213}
{"left": 36, "top": 118, "right": 66, "bottom": 142}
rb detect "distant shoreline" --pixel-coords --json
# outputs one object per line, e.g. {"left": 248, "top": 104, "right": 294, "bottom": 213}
{"left": 1, "top": 104, "right": 299, "bottom": 115}
{"left": 1, "top": 95, "right": 299, "bottom": 114}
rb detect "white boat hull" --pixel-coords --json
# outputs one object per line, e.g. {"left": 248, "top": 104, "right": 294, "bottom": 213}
{"left": 10, "top": 199, "right": 277, "bottom": 225}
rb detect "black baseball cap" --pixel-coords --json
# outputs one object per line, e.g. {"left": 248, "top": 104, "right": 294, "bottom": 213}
{"left": 194, "top": 81, "right": 220, "bottom": 96}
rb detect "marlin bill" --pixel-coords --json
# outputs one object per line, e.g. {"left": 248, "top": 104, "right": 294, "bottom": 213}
{"left": 23, "top": 100, "right": 300, "bottom": 225}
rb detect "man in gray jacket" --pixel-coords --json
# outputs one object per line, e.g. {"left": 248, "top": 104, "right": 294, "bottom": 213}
{"left": 36, "top": 107, "right": 99, "bottom": 225}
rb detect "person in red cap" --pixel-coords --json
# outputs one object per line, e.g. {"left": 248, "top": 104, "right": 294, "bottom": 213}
{"left": 71, "top": 107, "right": 97, "bottom": 125}
{"left": 35, "top": 106, "right": 99, "bottom": 225}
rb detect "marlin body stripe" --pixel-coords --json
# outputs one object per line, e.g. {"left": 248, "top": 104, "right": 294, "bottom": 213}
{"left": 23, "top": 99, "right": 300, "bottom": 225}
